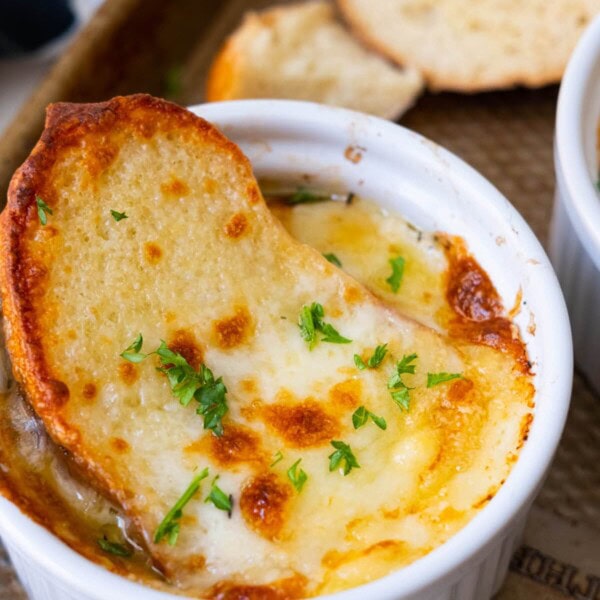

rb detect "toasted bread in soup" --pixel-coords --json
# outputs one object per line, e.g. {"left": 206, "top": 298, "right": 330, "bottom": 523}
{"left": 337, "top": 0, "right": 600, "bottom": 92}
{"left": 2, "top": 94, "right": 479, "bottom": 595}
{"left": 206, "top": 1, "right": 423, "bottom": 120}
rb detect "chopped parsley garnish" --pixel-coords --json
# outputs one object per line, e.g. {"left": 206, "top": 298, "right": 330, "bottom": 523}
{"left": 205, "top": 476, "right": 233, "bottom": 515}
{"left": 120, "top": 336, "right": 228, "bottom": 436}
{"left": 352, "top": 406, "right": 387, "bottom": 430}
{"left": 110, "top": 209, "right": 128, "bottom": 222}
{"left": 120, "top": 333, "right": 146, "bottom": 363}
{"left": 270, "top": 450, "right": 284, "bottom": 467}
{"left": 388, "top": 353, "right": 417, "bottom": 412}
{"left": 285, "top": 188, "right": 330, "bottom": 205}
{"left": 385, "top": 255, "right": 405, "bottom": 293}
{"left": 97, "top": 537, "right": 132, "bottom": 557}
{"left": 328, "top": 441, "right": 360, "bottom": 476}
{"left": 36, "top": 196, "right": 53, "bottom": 226}
{"left": 154, "top": 468, "right": 209, "bottom": 545}
{"left": 354, "top": 343, "right": 388, "bottom": 370}
{"left": 323, "top": 253, "right": 342, "bottom": 267}
{"left": 287, "top": 459, "right": 308, "bottom": 493}
{"left": 390, "top": 387, "right": 411, "bottom": 411}
{"left": 298, "top": 302, "right": 351, "bottom": 349}
{"left": 427, "top": 372, "right": 462, "bottom": 387}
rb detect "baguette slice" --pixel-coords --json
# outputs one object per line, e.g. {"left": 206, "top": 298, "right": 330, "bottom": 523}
{"left": 0, "top": 95, "right": 467, "bottom": 596}
{"left": 338, "top": 0, "right": 600, "bottom": 92}
{"left": 206, "top": 1, "right": 423, "bottom": 120}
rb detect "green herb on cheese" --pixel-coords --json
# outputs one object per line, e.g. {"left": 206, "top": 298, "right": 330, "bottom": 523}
{"left": 328, "top": 441, "right": 360, "bottom": 476}
{"left": 427, "top": 372, "right": 463, "bottom": 387}
{"left": 385, "top": 255, "right": 405, "bottom": 293}
{"left": 154, "top": 468, "right": 209, "bottom": 545}
{"left": 287, "top": 459, "right": 308, "bottom": 493}
{"left": 352, "top": 406, "right": 387, "bottom": 430}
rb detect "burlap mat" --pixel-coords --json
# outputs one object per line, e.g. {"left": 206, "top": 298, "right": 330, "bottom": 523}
{"left": 0, "top": 2, "right": 598, "bottom": 596}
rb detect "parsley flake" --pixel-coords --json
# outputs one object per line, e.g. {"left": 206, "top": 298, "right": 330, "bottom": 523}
{"left": 120, "top": 336, "right": 228, "bottom": 436}
{"left": 110, "top": 209, "right": 128, "bottom": 222}
{"left": 354, "top": 344, "right": 388, "bottom": 370}
{"left": 285, "top": 188, "right": 330, "bottom": 205}
{"left": 36, "top": 196, "right": 53, "bottom": 226}
{"left": 270, "top": 450, "right": 284, "bottom": 467}
{"left": 352, "top": 406, "right": 387, "bottom": 430}
{"left": 205, "top": 476, "right": 233, "bottom": 515}
{"left": 154, "top": 468, "right": 209, "bottom": 545}
{"left": 298, "top": 302, "right": 351, "bottom": 349}
{"left": 97, "top": 537, "right": 132, "bottom": 557}
{"left": 427, "top": 372, "right": 462, "bottom": 387}
{"left": 390, "top": 387, "right": 411, "bottom": 411}
{"left": 120, "top": 333, "right": 146, "bottom": 363}
{"left": 328, "top": 441, "right": 360, "bottom": 476}
{"left": 287, "top": 459, "right": 308, "bottom": 493}
{"left": 323, "top": 253, "right": 342, "bottom": 267}
{"left": 388, "top": 353, "right": 417, "bottom": 412}
{"left": 386, "top": 256, "right": 405, "bottom": 293}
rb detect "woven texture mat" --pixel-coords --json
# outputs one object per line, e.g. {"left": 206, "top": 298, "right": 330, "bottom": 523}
{"left": 1, "top": 19, "right": 599, "bottom": 595}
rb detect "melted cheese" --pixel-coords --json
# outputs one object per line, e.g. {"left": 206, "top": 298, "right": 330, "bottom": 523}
{"left": 0, "top": 195, "right": 533, "bottom": 599}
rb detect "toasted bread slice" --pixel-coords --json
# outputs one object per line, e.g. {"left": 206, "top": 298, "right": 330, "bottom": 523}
{"left": 338, "top": 0, "right": 600, "bottom": 92}
{"left": 1, "top": 95, "right": 480, "bottom": 595}
{"left": 206, "top": 1, "right": 423, "bottom": 120}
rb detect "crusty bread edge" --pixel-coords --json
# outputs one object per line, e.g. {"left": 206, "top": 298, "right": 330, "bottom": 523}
{"left": 0, "top": 94, "right": 263, "bottom": 562}
{"left": 336, "top": 0, "right": 565, "bottom": 92}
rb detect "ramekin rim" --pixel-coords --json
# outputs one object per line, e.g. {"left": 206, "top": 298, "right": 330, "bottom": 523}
{"left": 556, "top": 14, "right": 600, "bottom": 268}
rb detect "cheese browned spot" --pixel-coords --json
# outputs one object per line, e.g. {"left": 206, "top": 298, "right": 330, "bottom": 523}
{"left": 188, "top": 424, "right": 265, "bottom": 468}
{"left": 82, "top": 382, "right": 97, "bottom": 401}
{"left": 118, "top": 362, "right": 138, "bottom": 385}
{"left": 441, "top": 236, "right": 530, "bottom": 372}
{"left": 110, "top": 437, "right": 130, "bottom": 453}
{"left": 240, "top": 472, "right": 291, "bottom": 540}
{"left": 202, "top": 177, "right": 218, "bottom": 194}
{"left": 246, "top": 184, "right": 261, "bottom": 205}
{"left": 160, "top": 177, "right": 189, "bottom": 197}
{"left": 445, "top": 378, "right": 474, "bottom": 405}
{"left": 212, "top": 307, "right": 253, "bottom": 349}
{"left": 328, "top": 379, "right": 361, "bottom": 409}
{"left": 144, "top": 242, "right": 162, "bottom": 264}
{"left": 224, "top": 213, "right": 249, "bottom": 239}
{"left": 209, "top": 574, "right": 307, "bottom": 600}
{"left": 261, "top": 399, "right": 339, "bottom": 448}
{"left": 168, "top": 329, "right": 203, "bottom": 370}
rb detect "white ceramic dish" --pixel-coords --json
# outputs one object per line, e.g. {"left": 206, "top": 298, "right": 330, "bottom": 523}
{"left": 0, "top": 100, "right": 572, "bottom": 600}
{"left": 551, "top": 14, "right": 600, "bottom": 394}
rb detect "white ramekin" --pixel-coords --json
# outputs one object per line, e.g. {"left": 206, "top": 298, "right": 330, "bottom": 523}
{"left": 0, "top": 100, "right": 572, "bottom": 600}
{"left": 551, "top": 15, "right": 600, "bottom": 394}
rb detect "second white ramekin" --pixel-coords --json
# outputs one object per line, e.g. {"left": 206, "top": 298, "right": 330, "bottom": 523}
{"left": 551, "top": 14, "right": 600, "bottom": 394}
{"left": 0, "top": 100, "right": 572, "bottom": 600}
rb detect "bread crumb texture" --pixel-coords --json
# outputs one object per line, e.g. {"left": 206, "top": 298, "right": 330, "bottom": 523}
{"left": 338, "top": 0, "right": 600, "bottom": 91}
{"left": 206, "top": 0, "right": 423, "bottom": 119}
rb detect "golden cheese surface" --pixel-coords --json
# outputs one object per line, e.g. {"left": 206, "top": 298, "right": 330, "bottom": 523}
{"left": 0, "top": 96, "right": 533, "bottom": 599}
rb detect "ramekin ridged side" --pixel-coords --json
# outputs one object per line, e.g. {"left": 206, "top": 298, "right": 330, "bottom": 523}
{"left": 550, "top": 190, "right": 600, "bottom": 392}
{"left": 0, "top": 100, "right": 572, "bottom": 600}
{"left": 551, "top": 14, "right": 600, "bottom": 393}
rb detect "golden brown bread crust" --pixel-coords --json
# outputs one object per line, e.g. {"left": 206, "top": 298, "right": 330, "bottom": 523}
{"left": 1, "top": 94, "right": 251, "bottom": 419}
{"left": 205, "top": 39, "right": 238, "bottom": 102}
{"left": 0, "top": 95, "right": 259, "bottom": 572}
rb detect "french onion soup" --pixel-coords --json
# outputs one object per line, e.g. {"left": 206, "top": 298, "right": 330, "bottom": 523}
{"left": 0, "top": 95, "right": 533, "bottom": 598}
